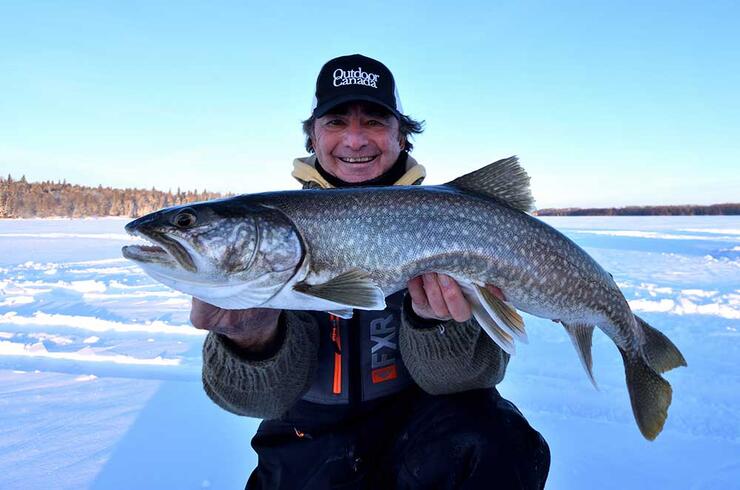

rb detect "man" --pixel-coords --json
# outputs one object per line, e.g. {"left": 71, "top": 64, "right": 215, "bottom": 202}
{"left": 192, "top": 54, "right": 550, "bottom": 489}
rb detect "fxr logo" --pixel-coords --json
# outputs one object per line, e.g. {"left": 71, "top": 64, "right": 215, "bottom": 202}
{"left": 370, "top": 314, "right": 398, "bottom": 383}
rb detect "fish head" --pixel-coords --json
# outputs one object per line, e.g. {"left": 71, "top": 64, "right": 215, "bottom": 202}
{"left": 122, "top": 198, "right": 303, "bottom": 306}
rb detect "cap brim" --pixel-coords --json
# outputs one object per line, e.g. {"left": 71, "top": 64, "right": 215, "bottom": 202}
{"left": 313, "top": 94, "right": 401, "bottom": 119}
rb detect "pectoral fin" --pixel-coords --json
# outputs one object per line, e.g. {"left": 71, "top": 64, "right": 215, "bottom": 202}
{"left": 562, "top": 322, "right": 598, "bottom": 389}
{"left": 294, "top": 269, "right": 386, "bottom": 310}
{"left": 475, "top": 285, "right": 528, "bottom": 342}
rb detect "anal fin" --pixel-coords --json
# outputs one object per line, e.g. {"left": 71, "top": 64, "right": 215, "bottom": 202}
{"left": 562, "top": 322, "right": 598, "bottom": 389}
{"left": 293, "top": 269, "right": 386, "bottom": 310}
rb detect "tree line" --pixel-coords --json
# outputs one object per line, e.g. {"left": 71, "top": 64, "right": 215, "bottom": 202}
{"left": 534, "top": 203, "right": 740, "bottom": 216}
{"left": 0, "top": 175, "right": 228, "bottom": 219}
{"left": 2, "top": 174, "right": 737, "bottom": 218}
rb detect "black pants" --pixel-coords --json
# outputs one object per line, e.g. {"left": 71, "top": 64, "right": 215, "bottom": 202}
{"left": 247, "top": 388, "right": 550, "bottom": 489}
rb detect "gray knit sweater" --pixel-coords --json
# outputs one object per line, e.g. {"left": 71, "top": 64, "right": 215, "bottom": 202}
{"left": 202, "top": 300, "right": 509, "bottom": 419}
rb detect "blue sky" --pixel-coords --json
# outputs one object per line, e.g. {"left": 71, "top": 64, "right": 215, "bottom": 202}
{"left": 1, "top": 0, "right": 737, "bottom": 208}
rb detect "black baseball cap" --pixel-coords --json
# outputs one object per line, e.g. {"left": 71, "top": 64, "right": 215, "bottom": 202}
{"left": 310, "top": 54, "right": 404, "bottom": 119}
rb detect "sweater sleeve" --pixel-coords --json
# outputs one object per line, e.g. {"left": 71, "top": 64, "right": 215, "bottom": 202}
{"left": 399, "top": 293, "right": 510, "bottom": 395}
{"left": 201, "top": 310, "right": 320, "bottom": 420}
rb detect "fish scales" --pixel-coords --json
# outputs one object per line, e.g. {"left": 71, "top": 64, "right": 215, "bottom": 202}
{"left": 264, "top": 186, "right": 618, "bottom": 322}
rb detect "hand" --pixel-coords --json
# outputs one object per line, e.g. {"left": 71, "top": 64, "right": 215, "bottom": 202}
{"left": 407, "top": 273, "right": 506, "bottom": 323}
{"left": 190, "top": 298, "right": 281, "bottom": 352}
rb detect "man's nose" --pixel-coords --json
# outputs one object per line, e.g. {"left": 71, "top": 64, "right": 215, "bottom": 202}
{"left": 342, "top": 122, "right": 369, "bottom": 150}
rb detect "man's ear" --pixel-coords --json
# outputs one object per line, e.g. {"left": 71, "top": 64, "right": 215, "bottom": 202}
{"left": 308, "top": 127, "right": 317, "bottom": 152}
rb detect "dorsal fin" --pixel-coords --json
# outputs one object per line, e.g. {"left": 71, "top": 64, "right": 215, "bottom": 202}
{"left": 445, "top": 156, "right": 535, "bottom": 212}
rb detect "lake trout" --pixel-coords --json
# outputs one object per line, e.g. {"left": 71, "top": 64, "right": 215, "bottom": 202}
{"left": 122, "top": 156, "right": 686, "bottom": 440}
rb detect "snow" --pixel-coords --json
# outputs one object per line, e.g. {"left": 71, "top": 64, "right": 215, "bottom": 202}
{"left": 679, "top": 228, "right": 740, "bottom": 235}
{"left": 0, "top": 218, "right": 257, "bottom": 489}
{"left": 0, "top": 232, "right": 135, "bottom": 240}
{"left": 0, "top": 340, "right": 181, "bottom": 366}
{"left": 1, "top": 216, "right": 739, "bottom": 489}
{"left": 575, "top": 229, "right": 740, "bottom": 241}
{"left": 0, "top": 312, "right": 205, "bottom": 335}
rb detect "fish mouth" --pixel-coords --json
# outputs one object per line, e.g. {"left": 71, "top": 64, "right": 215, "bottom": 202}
{"left": 122, "top": 231, "right": 197, "bottom": 273}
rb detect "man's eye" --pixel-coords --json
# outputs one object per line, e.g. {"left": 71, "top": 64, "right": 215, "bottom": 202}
{"left": 326, "top": 119, "right": 345, "bottom": 126}
{"left": 366, "top": 120, "right": 384, "bottom": 127}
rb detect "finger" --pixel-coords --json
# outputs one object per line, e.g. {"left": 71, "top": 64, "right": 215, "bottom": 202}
{"left": 422, "top": 273, "right": 450, "bottom": 319}
{"left": 407, "top": 276, "right": 428, "bottom": 308}
{"left": 438, "top": 274, "right": 472, "bottom": 322}
{"left": 407, "top": 276, "right": 437, "bottom": 319}
{"left": 486, "top": 284, "right": 506, "bottom": 302}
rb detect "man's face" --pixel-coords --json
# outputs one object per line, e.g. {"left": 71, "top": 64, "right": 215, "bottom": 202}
{"left": 312, "top": 102, "right": 403, "bottom": 183}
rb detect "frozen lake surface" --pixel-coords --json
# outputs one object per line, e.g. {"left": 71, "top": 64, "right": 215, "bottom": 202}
{"left": 1, "top": 216, "right": 738, "bottom": 489}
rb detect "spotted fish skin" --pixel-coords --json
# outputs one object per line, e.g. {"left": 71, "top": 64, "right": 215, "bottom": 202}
{"left": 123, "top": 157, "right": 686, "bottom": 440}
{"left": 267, "top": 186, "right": 612, "bottom": 316}
{"left": 262, "top": 185, "right": 639, "bottom": 353}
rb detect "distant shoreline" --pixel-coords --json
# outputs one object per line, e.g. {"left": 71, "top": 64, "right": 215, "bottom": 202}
{"left": 0, "top": 175, "right": 227, "bottom": 219}
{"left": 2, "top": 175, "right": 737, "bottom": 218}
{"left": 534, "top": 203, "right": 739, "bottom": 216}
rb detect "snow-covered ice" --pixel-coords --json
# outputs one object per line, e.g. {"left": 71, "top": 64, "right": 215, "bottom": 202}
{"left": 0, "top": 218, "right": 256, "bottom": 489}
{"left": 1, "top": 216, "right": 738, "bottom": 489}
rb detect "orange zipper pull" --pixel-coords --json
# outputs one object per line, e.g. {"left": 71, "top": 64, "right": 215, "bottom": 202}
{"left": 330, "top": 315, "right": 342, "bottom": 395}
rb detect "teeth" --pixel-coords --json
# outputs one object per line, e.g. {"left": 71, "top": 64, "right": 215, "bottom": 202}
{"left": 339, "top": 156, "right": 376, "bottom": 163}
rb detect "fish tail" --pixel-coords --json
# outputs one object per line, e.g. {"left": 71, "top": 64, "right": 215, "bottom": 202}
{"left": 619, "top": 348, "right": 673, "bottom": 440}
{"left": 634, "top": 314, "right": 687, "bottom": 374}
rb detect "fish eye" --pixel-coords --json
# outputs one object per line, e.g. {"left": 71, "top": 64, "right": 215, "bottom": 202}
{"left": 173, "top": 210, "right": 197, "bottom": 228}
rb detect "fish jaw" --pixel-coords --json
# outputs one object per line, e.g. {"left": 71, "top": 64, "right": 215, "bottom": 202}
{"left": 122, "top": 240, "right": 231, "bottom": 296}
{"left": 123, "top": 230, "right": 197, "bottom": 273}
{"left": 121, "top": 243, "right": 175, "bottom": 267}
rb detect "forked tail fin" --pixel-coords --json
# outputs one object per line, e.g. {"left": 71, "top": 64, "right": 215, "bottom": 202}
{"left": 635, "top": 314, "right": 687, "bottom": 374}
{"left": 619, "top": 348, "right": 673, "bottom": 440}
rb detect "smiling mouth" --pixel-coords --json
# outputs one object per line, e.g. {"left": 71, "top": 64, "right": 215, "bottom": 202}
{"left": 337, "top": 155, "right": 378, "bottom": 164}
{"left": 122, "top": 232, "right": 197, "bottom": 273}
